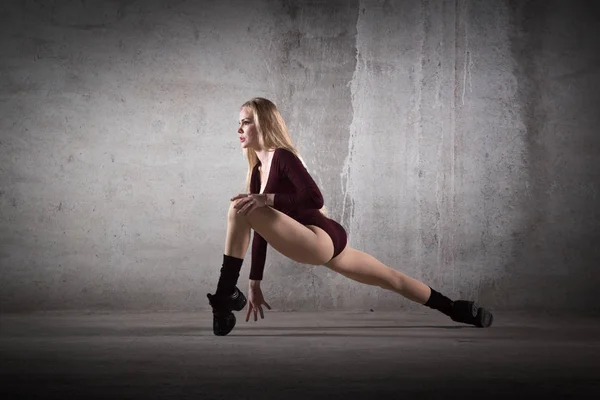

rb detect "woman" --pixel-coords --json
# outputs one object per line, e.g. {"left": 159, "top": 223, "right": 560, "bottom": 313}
{"left": 206, "top": 97, "right": 493, "bottom": 336}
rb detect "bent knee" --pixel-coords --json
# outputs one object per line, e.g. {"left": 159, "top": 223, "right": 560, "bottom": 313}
{"left": 227, "top": 202, "right": 236, "bottom": 220}
{"left": 228, "top": 200, "right": 248, "bottom": 221}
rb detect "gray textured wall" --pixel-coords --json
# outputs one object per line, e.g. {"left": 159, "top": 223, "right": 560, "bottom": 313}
{"left": 1, "top": 0, "right": 599, "bottom": 313}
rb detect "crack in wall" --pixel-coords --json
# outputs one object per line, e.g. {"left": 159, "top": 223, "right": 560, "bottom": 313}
{"left": 340, "top": 0, "right": 362, "bottom": 242}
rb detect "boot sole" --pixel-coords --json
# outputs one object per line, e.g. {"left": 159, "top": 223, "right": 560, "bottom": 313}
{"left": 451, "top": 301, "right": 493, "bottom": 328}
{"left": 207, "top": 293, "right": 240, "bottom": 336}
{"left": 476, "top": 306, "right": 494, "bottom": 328}
{"left": 214, "top": 312, "right": 236, "bottom": 336}
{"left": 469, "top": 302, "right": 494, "bottom": 328}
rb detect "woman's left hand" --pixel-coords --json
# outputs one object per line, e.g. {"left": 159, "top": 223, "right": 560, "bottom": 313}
{"left": 231, "top": 194, "right": 268, "bottom": 216}
{"left": 246, "top": 283, "right": 272, "bottom": 322}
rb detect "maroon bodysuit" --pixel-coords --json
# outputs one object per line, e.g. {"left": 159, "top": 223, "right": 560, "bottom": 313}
{"left": 249, "top": 148, "right": 348, "bottom": 280}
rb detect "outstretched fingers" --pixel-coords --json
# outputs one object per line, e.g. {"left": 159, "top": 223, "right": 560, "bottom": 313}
{"left": 245, "top": 301, "right": 272, "bottom": 322}
{"left": 245, "top": 304, "right": 260, "bottom": 322}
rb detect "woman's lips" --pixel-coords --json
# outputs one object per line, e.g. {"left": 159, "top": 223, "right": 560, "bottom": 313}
{"left": 240, "top": 138, "right": 246, "bottom": 142}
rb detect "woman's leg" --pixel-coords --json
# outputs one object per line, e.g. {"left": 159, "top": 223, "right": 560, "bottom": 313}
{"left": 224, "top": 201, "right": 252, "bottom": 259}
{"left": 208, "top": 203, "right": 253, "bottom": 336}
{"left": 324, "top": 246, "right": 431, "bottom": 304}
{"left": 324, "top": 245, "right": 493, "bottom": 327}
{"left": 213, "top": 202, "right": 253, "bottom": 299}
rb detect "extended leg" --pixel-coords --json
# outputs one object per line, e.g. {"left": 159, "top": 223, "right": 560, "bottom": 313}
{"left": 325, "top": 247, "right": 431, "bottom": 303}
{"left": 325, "top": 246, "right": 493, "bottom": 327}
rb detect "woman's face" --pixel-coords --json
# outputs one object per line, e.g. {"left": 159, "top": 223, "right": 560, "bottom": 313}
{"left": 238, "top": 107, "right": 260, "bottom": 150}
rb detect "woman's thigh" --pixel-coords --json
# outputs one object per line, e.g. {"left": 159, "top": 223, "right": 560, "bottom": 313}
{"left": 243, "top": 205, "right": 335, "bottom": 265}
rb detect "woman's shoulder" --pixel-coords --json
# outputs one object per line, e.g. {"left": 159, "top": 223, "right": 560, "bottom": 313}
{"left": 274, "top": 147, "right": 297, "bottom": 160}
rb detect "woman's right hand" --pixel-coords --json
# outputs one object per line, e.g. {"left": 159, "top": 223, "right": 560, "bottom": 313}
{"left": 246, "top": 280, "right": 272, "bottom": 322}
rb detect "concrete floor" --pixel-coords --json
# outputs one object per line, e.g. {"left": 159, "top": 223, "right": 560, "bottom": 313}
{"left": 1, "top": 310, "right": 599, "bottom": 399}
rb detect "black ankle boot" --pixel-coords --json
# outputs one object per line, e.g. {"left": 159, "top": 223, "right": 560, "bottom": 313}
{"left": 229, "top": 286, "right": 247, "bottom": 311}
{"left": 450, "top": 300, "right": 494, "bottom": 328}
{"left": 207, "top": 287, "right": 247, "bottom": 336}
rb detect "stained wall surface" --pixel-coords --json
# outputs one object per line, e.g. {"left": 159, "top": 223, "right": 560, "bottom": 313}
{"left": 1, "top": 0, "right": 599, "bottom": 312}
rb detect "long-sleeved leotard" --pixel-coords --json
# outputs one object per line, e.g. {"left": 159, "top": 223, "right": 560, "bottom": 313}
{"left": 249, "top": 148, "right": 347, "bottom": 280}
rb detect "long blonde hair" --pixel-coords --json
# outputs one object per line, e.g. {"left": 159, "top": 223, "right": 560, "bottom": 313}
{"left": 241, "top": 97, "right": 328, "bottom": 217}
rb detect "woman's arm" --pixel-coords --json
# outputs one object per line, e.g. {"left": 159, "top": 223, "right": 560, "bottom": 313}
{"left": 249, "top": 230, "right": 268, "bottom": 280}
{"left": 248, "top": 165, "right": 268, "bottom": 281}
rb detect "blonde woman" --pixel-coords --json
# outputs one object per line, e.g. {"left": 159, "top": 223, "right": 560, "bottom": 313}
{"left": 206, "top": 97, "right": 493, "bottom": 336}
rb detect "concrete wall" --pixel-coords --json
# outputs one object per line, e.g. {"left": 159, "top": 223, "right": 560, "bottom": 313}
{"left": 1, "top": 0, "right": 599, "bottom": 313}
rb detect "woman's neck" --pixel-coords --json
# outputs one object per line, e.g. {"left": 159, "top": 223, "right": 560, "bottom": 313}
{"left": 255, "top": 148, "right": 275, "bottom": 166}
